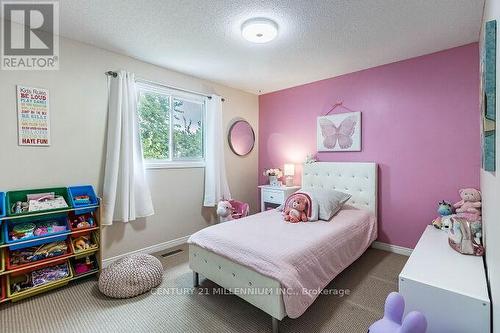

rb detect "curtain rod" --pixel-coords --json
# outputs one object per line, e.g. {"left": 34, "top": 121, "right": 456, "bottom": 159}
{"left": 105, "top": 71, "right": 225, "bottom": 102}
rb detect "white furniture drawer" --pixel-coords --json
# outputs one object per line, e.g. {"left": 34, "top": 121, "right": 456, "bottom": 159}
{"left": 399, "top": 226, "right": 490, "bottom": 333}
{"left": 262, "top": 190, "right": 284, "bottom": 204}
{"left": 258, "top": 185, "right": 300, "bottom": 212}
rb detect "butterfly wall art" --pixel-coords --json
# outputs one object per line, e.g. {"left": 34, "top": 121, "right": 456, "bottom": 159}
{"left": 317, "top": 112, "right": 361, "bottom": 151}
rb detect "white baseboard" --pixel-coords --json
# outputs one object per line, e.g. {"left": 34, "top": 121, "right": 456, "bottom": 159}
{"left": 372, "top": 241, "right": 413, "bottom": 256}
{"left": 102, "top": 235, "right": 191, "bottom": 268}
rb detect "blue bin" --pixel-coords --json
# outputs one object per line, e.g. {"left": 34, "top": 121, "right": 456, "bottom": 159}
{"left": 4, "top": 215, "right": 70, "bottom": 250}
{"left": 0, "top": 192, "right": 5, "bottom": 219}
{"left": 68, "top": 186, "right": 98, "bottom": 214}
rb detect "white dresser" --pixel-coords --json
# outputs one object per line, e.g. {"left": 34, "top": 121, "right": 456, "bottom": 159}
{"left": 258, "top": 185, "right": 300, "bottom": 212}
{"left": 399, "top": 226, "right": 490, "bottom": 333}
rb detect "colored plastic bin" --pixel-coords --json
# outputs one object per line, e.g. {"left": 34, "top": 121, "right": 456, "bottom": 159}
{"left": 6, "top": 238, "right": 73, "bottom": 271}
{"left": 0, "top": 192, "right": 5, "bottom": 218}
{"left": 3, "top": 214, "right": 70, "bottom": 250}
{"left": 0, "top": 276, "right": 5, "bottom": 301}
{"left": 70, "top": 231, "right": 99, "bottom": 255}
{"left": 0, "top": 225, "right": 4, "bottom": 246}
{"left": 6, "top": 187, "right": 72, "bottom": 217}
{"left": 68, "top": 211, "right": 97, "bottom": 235}
{"left": 0, "top": 249, "right": 4, "bottom": 273}
{"left": 7, "top": 260, "right": 73, "bottom": 302}
{"left": 71, "top": 253, "right": 99, "bottom": 277}
{"left": 68, "top": 185, "right": 98, "bottom": 214}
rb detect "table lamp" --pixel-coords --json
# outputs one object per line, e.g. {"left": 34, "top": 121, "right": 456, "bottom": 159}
{"left": 284, "top": 163, "right": 295, "bottom": 187}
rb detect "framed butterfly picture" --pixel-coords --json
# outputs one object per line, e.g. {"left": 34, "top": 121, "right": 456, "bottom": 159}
{"left": 317, "top": 112, "right": 361, "bottom": 152}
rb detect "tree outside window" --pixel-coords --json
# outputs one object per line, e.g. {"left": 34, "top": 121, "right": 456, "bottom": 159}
{"left": 137, "top": 85, "right": 204, "bottom": 165}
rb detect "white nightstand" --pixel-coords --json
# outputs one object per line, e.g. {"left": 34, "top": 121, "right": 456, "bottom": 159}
{"left": 258, "top": 185, "right": 300, "bottom": 212}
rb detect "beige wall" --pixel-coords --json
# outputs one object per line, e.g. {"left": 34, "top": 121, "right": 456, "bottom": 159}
{"left": 481, "top": 1, "right": 500, "bottom": 332}
{"left": 0, "top": 36, "right": 259, "bottom": 260}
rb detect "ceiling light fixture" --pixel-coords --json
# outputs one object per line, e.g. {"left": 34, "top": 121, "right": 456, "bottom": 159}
{"left": 241, "top": 18, "right": 278, "bottom": 43}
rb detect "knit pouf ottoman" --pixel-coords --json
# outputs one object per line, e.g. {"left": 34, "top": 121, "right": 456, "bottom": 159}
{"left": 99, "top": 253, "right": 163, "bottom": 298}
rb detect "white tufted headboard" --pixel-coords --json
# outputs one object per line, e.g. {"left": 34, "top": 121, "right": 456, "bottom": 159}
{"left": 302, "top": 162, "right": 378, "bottom": 217}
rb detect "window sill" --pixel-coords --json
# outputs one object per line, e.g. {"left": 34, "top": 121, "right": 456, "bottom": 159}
{"left": 145, "top": 161, "right": 205, "bottom": 169}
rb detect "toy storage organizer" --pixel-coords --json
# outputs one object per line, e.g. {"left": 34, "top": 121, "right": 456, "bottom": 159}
{"left": 0, "top": 186, "right": 102, "bottom": 304}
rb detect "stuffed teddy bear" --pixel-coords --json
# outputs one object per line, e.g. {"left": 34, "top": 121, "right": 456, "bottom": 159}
{"left": 453, "top": 188, "right": 482, "bottom": 238}
{"left": 284, "top": 195, "right": 309, "bottom": 223}
{"left": 453, "top": 188, "right": 482, "bottom": 221}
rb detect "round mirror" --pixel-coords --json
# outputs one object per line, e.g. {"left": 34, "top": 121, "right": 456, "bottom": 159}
{"left": 228, "top": 120, "right": 255, "bottom": 156}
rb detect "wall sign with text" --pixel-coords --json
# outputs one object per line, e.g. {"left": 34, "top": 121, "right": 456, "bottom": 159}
{"left": 17, "top": 85, "right": 51, "bottom": 146}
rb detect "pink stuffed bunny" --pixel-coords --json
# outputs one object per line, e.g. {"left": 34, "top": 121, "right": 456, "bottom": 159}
{"left": 453, "top": 188, "right": 481, "bottom": 221}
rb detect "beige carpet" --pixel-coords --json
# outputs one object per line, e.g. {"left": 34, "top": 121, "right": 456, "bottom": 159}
{"left": 0, "top": 245, "right": 407, "bottom": 333}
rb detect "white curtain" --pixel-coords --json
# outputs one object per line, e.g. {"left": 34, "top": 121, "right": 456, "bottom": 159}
{"left": 102, "top": 70, "right": 154, "bottom": 225}
{"left": 204, "top": 95, "right": 231, "bottom": 206}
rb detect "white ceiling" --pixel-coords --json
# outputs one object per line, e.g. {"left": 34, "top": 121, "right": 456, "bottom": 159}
{"left": 59, "top": 0, "right": 485, "bottom": 94}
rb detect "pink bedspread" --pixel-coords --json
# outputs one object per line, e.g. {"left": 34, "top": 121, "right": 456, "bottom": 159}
{"left": 188, "top": 206, "right": 377, "bottom": 318}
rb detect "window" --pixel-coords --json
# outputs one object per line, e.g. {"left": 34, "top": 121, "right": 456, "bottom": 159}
{"left": 137, "top": 82, "right": 205, "bottom": 168}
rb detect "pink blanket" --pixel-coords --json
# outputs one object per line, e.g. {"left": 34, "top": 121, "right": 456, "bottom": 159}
{"left": 188, "top": 207, "right": 377, "bottom": 318}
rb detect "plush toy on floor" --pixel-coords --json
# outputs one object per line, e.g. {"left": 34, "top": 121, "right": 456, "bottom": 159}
{"left": 368, "top": 292, "right": 427, "bottom": 333}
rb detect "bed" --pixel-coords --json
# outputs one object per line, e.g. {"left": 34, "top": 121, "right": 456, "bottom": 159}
{"left": 188, "top": 162, "right": 378, "bottom": 333}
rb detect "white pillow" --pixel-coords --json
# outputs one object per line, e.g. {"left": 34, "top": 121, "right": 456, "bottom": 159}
{"left": 303, "top": 188, "right": 351, "bottom": 221}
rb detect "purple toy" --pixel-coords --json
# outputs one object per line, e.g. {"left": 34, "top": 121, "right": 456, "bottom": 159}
{"left": 368, "top": 292, "right": 427, "bottom": 333}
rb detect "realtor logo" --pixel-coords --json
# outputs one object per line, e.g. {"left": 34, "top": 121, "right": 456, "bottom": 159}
{"left": 1, "top": 1, "right": 59, "bottom": 70}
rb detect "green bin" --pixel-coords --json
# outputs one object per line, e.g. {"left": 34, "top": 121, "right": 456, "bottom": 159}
{"left": 6, "top": 187, "right": 72, "bottom": 217}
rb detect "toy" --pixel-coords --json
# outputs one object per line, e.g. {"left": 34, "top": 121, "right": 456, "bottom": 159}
{"left": 12, "top": 201, "right": 29, "bottom": 214}
{"left": 74, "top": 256, "right": 96, "bottom": 275}
{"left": 70, "top": 212, "right": 95, "bottom": 229}
{"left": 228, "top": 200, "right": 249, "bottom": 219}
{"left": 283, "top": 193, "right": 310, "bottom": 223}
{"left": 12, "top": 274, "right": 32, "bottom": 293}
{"left": 73, "top": 195, "right": 91, "bottom": 205}
{"left": 453, "top": 188, "right": 482, "bottom": 221}
{"left": 216, "top": 200, "right": 234, "bottom": 222}
{"left": 368, "top": 292, "right": 427, "bottom": 333}
{"left": 11, "top": 223, "right": 36, "bottom": 240}
{"left": 432, "top": 200, "right": 455, "bottom": 230}
{"left": 453, "top": 188, "right": 482, "bottom": 237}
{"left": 31, "top": 262, "right": 70, "bottom": 287}
{"left": 432, "top": 215, "right": 453, "bottom": 231}
{"left": 73, "top": 235, "right": 95, "bottom": 251}
{"left": 10, "top": 241, "right": 68, "bottom": 266}
{"left": 33, "top": 220, "right": 66, "bottom": 236}
{"left": 437, "top": 200, "right": 453, "bottom": 216}
{"left": 432, "top": 200, "right": 453, "bottom": 230}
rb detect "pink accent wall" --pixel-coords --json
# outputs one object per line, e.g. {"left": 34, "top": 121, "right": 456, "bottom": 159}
{"left": 259, "top": 43, "right": 480, "bottom": 248}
